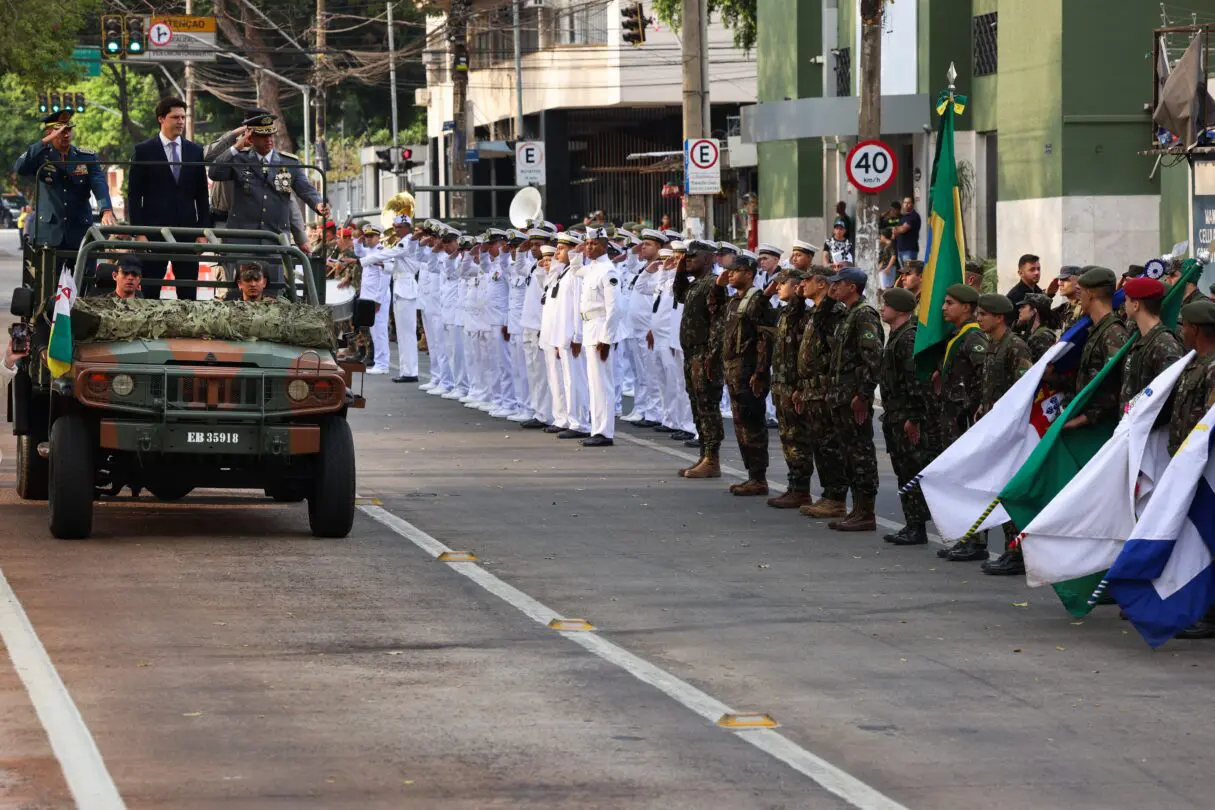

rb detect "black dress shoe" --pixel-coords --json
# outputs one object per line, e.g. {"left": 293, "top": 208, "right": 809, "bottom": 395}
{"left": 981, "top": 551, "right": 1026, "bottom": 576}
{"left": 654, "top": 425, "right": 675, "bottom": 433}
{"left": 392, "top": 375, "right": 419, "bottom": 383}
{"left": 684, "top": 439, "right": 701, "bottom": 448}
{"left": 1175, "top": 620, "right": 1215, "bottom": 640}
{"left": 891, "top": 524, "right": 929, "bottom": 546}
{"left": 521, "top": 419, "right": 548, "bottom": 429}
{"left": 558, "top": 429, "right": 591, "bottom": 439}
{"left": 670, "top": 430, "right": 694, "bottom": 441}
{"left": 543, "top": 425, "right": 564, "bottom": 434}
{"left": 581, "top": 435, "right": 614, "bottom": 447}
{"left": 946, "top": 543, "right": 990, "bottom": 562}
{"left": 883, "top": 524, "right": 909, "bottom": 543}
{"left": 635, "top": 419, "right": 660, "bottom": 428}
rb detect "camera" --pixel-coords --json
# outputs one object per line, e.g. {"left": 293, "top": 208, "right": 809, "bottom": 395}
{"left": 9, "top": 322, "right": 28, "bottom": 354}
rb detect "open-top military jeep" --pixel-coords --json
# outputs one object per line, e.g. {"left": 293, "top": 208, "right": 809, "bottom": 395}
{"left": 9, "top": 225, "right": 374, "bottom": 539}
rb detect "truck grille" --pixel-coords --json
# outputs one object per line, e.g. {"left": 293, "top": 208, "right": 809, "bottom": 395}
{"left": 171, "top": 377, "right": 265, "bottom": 410}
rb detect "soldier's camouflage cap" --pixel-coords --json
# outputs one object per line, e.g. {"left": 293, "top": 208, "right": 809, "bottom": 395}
{"left": 1181, "top": 299, "right": 1215, "bottom": 325}
{"left": 898, "top": 259, "right": 925, "bottom": 274}
{"left": 1057, "top": 265, "right": 1083, "bottom": 279}
{"left": 945, "top": 283, "right": 979, "bottom": 305}
{"left": 1078, "top": 266, "right": 1117, "bottom": 289}
{"left": 1019, "top": 292, "right": 1052, "bottom": 311}
{"left": 977, "top": 293, "right": 1014, "bottom": 315}
{"left": 883, "top": 287, "right": 916, "bottom": 313}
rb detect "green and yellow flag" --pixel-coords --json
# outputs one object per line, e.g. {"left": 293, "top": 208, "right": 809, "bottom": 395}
{"left": 913, "top": 91, "right": 967, "bottom": 375}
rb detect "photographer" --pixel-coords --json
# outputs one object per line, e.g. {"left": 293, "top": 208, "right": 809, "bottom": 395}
{"left": 2, "top": 334, "right": 29, "bottom": 380}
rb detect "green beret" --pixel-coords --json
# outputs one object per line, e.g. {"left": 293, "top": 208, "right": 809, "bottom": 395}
{"left": 883, "top": 287, "right": 917, "bottom": 313}
{"left": 1181, "top": 300, "right": 1215, "bottom": 326}
{"left": 1078, "top": 266, "right": 1117, "bottom": 289}
{"left": 977, "top": 293, "right": 1014, "bottom": 315}
{"left": 783, "top": 267, "right": 812, "bottom": 281}
{"left": 945, "top": 283, "right": 979, "bottom": 305}
{"left": 809, "top": 266, "right": 834, "bottom": 278}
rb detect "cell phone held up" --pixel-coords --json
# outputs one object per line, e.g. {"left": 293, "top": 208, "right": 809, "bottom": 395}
{"left": 8, "top": 322, "right": 28, "bottom": 354}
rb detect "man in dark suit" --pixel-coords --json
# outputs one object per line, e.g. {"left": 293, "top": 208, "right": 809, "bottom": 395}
{"left": 126, "top": 97, "right": 212, "bottom": 299}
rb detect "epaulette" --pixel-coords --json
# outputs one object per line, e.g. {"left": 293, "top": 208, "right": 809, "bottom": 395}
{"left": 277, "top": 151, "right": 299, "bottom": 161}
{"left": 74, "top": 147, "right": 97, "bottom": 156}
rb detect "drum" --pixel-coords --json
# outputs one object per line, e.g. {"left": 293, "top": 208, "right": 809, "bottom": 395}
{"left": 326, "top": 279, "right": 356, "bottom": 322}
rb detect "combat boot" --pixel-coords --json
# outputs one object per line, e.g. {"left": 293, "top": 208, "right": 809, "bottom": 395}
{"left": 883, "top": 524, "right": 910, "bottom": 543}
{"left": 683, "top": 454, "right": 721, "bottom": 479}
{"left": 768, "top": 490, "right": 811, "bottom": 509}
{"left": 731, "top": 479, "right": 769, "bottom": 496}
{"left": 677, "top": 457, "right": 704, "bottom": 477}
{"left": 946, "top": 541, "right": 990, "bottom": 562}
{"left": 891, "top": 523, "right": 928, "bottom": 546}
{"left": 800, "top": 498, "right": 847, "bottom": 518}
{"left": 981, "top": 550, "right": 1025, "bottom": 575}
{"left": 830, "top": 495, "right": 877, "bottom": 532}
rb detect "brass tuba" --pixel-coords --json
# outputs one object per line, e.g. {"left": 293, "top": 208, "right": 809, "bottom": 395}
{"left": 380, "top": 191, "right": 417, "bottom": 230}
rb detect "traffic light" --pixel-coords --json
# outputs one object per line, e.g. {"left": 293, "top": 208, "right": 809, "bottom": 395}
{"left": 102, "top": 15, "right": 124, "bottom": 58}
{"left": 49, "top": 93, "right": 61, "bottom": 114}
{"left": 74, "top": 93, "right": 86, "bottom": 112}
{"left": 126, "top": 16, "right": 145, "bottom": 55}
{"left": 37, "top": 93, "right": 48, "bottom": 115}
{"left": 621, "top": 2, "right": 646, "bottom": 46}
{"left": 61, "top": 91, "right": 74, "bottom": 112}
{"left": 374, "top": 148, "right": 393, "bottom": 172}
{"left": 398, "top": 147, "right": 415, "bottom": 172}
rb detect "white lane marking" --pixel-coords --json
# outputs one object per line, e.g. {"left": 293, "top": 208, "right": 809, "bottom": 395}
{"left": 612, "top": 430, "right": 949, "bottom": 545}
{"left": 359, "top": 503, "right": 910, "bottom": 810}
{"left": 0, "top": 568, "right": 126, "bottom": 809}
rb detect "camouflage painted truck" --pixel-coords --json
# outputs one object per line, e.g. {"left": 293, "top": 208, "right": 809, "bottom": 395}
{"left": 8, "top": 225, "right": 374, "bottom": 540}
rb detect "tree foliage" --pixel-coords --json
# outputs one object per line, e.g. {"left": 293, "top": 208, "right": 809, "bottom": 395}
{"left": 651, "top": 0, "right": 757, "bottom": 52}
{"left": 0, "top": 0, "right": 100, "bottom": 89}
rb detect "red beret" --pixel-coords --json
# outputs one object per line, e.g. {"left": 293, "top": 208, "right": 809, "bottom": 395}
{"left": 1123, "top": 277, "right": 1165, "bottom": 300}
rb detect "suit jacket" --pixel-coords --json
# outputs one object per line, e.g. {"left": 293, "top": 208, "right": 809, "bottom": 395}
{"left": 13, "top": 142, "right": 112, "bottom": 247}
{"left": 127, "top": 136, "right": 211, "bottom": 229}
{"left": 208, "top": 148, "right": 322, "bottom": 238}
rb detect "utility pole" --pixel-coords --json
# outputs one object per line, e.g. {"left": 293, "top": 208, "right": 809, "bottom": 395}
{"left": 680, "top": 0, "right": 709, "bottom": 238}
{"left": 513, "top": 0, "right": 524, "bottom": 140}
{"left": 856, "top": 0, "right": 884, "bottom": 307}
{"left": 185, "top": 0, "right": 195, "bottom": 140}
{"left": 387, "top": 0, "right": 399, "bottom": 150}
{"left": 449, "top": 0, "right": 472, "bottom": 217}
{"left": 315, "top": 0, "right": 327, "bottom": 161}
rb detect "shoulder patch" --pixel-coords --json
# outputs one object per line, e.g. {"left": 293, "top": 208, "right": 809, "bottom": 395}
{"left": 609, "top": 276, "right": 619, "bottom": 286}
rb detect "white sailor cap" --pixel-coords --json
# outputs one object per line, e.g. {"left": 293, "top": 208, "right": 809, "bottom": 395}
{"left": 585, "top": 226, "right": 611, "bottom": 241}
{"left": 658, "top": 248, "right": 673, "bottom": 259}
{"left": 755, "top": 242, "right": 782, "bottom": 258}
{"left": 540, "top": 245, "right": 557, "bottom": 256}
{"left": 790, "top": 240, "right": 817, "bottom": 255}
{"left": 526, "top": 219, "right": 557, "bottom": 234}
{"left": 506, "top": 229, "right": 527, "bottom": 243}
{"left": 739, "top": 249, "right": 758, "bottom": 262}
{"left": 393, "top": 214, "right": 412, "bottom": 226}
{"left": 640, "top": 228, "right": 669, "bottom": 244}
{"left": 621, "top": 230, "right": 641, "bottom": 246}
{"left": 662, "top": 229, "right": 682, "bottom": 240}
{"left": 686, "top": 238, "right": 716, "bottom": 254}
{"left": 486, "top": 228, "right": 508, "bottom": 240}
{"left": 526, "top": 228, "right": 553, "bottom": 240}
{"left": 607, "top": 242, "right": 626, "bottom": 256}
{"left": 716, "top": 241, "right": 742, "bottom": 255}
{"left": 671, "top": 240, "right": 688, "bottom": 252}
{"left": 556, "top": 231, "right": 584, "bottom": 245}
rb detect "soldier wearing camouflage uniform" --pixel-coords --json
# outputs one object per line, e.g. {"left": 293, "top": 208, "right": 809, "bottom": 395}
{"left": 720, "top": 253, "right": 775, "bottom": 495}
{"left": 1063, "top": 267, "right": 1130, "bottom": 430}
{"left": 676, "top": 240, "right": 728, "bottom": 479}
{"left": 1016, "top": 293, "right": 1058, "bottom": 362}
{"left": 767, "top": 269, "right": 815, "bottom": 509}
{"left": 973, "top": 294, "right": 1034, "bottom": 572}
{"left": 1051, "top": 265, "right": 1084, "bottom": 333}
{"left": 933, "top": 283, "right": 991, "bottom": 560}
{"left": 1120, "top": 276, "right": 1185, "bottom": 411}
{"left": 794, "top": 267, "right": 850, "bottom": 518}
{"left": 821, "top": 267, "right": 883, "bottom": 532}
{"left": 878, "top": 287, "right": 932, "bottom": 546}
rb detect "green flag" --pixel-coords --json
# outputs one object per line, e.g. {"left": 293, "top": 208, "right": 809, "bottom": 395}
{"left": 1001, "top": 260, "right": 1202, "bottom": 616}
{"left": 912, "top": 91, "right": 967, "bottom": 375}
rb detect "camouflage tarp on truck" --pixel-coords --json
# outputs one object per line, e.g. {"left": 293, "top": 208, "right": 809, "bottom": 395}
{"left": 72, "top": 298, "right": 336, "bottom": 350}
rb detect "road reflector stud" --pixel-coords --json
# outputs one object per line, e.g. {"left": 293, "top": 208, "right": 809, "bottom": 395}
{"left": 437, "top": 551, "right": 478, "bottom": 562}
{"left": 355, "top": 497, "right": 382, "bottom": 506}
{"left": 548, "top": 618, "right": 595, "bottom": 632}
{"left": 717, "top": 713, "right": 779, "bottom": 729}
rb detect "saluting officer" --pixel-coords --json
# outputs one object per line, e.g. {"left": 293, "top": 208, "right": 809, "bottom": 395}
{"left": 207, "top": 109, "right": 329, "bottom": 287}
{"left": 14, "top": 110, "right": 116, "bottom": 250}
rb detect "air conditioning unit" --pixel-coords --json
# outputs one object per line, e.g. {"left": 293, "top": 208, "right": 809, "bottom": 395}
{"left": 415, "top": 88, "right": 431, "bottom": 106}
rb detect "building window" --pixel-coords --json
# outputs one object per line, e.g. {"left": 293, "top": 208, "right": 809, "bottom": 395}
{"left": 834, "top": 47, "right": 851, "bottom": 97}
{"left": 973, "top": 12, "right": 998, "bottom": 76}
{"left": 551, "top": 3, "right": 607, "bottom": 46}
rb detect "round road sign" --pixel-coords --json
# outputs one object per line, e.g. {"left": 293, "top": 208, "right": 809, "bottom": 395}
{"left": 845, "top": 139, "right": 898, "bottom": 193}
{"left": 149, "top": 21, "right": 173, "bottom": 47}
{"left": 688, "top": 138, "right": 719, "bottom": 170}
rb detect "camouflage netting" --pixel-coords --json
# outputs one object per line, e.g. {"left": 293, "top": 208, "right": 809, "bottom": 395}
{"left": 72, "top": 298, "right": 336, "bottom": 350}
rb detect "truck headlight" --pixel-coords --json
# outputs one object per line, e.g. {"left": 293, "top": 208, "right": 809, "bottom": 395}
{"left": 287, "top": 379, "right": 310, "bottom": 401}
{"left": 111, "top": 374, "right": 135, "bottom": 397}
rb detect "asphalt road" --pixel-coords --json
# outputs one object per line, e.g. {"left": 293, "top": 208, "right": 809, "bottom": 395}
{"left": 0, "top": 229, "right": 1213, "bottom": 809}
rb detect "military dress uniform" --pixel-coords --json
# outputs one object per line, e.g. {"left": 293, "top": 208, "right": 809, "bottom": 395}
{"left": 768, "top": 272, "right": 815, "bottom": 508}
{"left": 679, "top": 253, "right": 728, "bottom": 476}
{"left": 823, "top": 268, "right": 884, "bottom": 531}
{"left": 878, "top": 288, "right": 932, "bottom": 545}
{"left": 13, "top": 112, "right": 113, "bottom": 252}
{"left": 579, "top": 239, "right": 624, "bottom": 445}
{"left": 721, "top": 265, "right": 775, "bottom": 492}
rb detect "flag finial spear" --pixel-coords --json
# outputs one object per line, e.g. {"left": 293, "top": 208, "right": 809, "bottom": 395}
{"left": 947, "top": 62, "right": 957, "bottom": 93}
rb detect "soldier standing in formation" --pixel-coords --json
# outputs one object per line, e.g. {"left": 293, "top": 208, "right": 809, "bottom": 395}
{"left": 677, "top": 240, "right": 727, "bottom": 479}
{"left": 1119, "top": 277, "right": 1184, "bottom": 411}
{"left": 1062, "top": 268, "right": 1129, "bottom": 431}
{"left": 974, "top": 293, "right": 1033, "bottom": 574}
{"left": 720, "top": 251, "right": 774, "bottom": 496}
{"left": 1017, "top": 293, "right": 1058, "bottom": 362}
{"left": 879, "top": 287, "right": 932, "bottom": 546}
{"left": 767, "top": 268, "right": 815, "bottom": 509}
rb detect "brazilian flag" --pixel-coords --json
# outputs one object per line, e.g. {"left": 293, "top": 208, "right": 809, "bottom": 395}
{"left": 912, "top": 91, "right": 968, "bottom": 375}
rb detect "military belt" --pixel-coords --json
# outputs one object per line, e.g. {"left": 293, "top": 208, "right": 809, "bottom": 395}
{"left": 581, "top": 308, "right": 606, "bottom": 322}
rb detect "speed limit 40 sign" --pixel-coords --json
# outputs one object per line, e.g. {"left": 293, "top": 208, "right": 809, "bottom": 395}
{"left": 845, "top": 139, "right": 898, "bottom": 193}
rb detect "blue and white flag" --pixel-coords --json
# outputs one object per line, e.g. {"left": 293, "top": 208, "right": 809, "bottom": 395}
{"left": 1108, "top": 403, "right": 1215, "bottom": 648}
{"left": 1050, "top": 288, "right": 1126, "bottom": 373}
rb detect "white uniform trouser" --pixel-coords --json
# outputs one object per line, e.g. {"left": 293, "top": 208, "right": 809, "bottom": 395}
{"left": 544, "top": 346, "right": 568, "bottom": 429}
{"left": 659, "top": 345, "right": 695, "bottom": 434}
{"left": 444, "top": 324, "right": 467, "bottom": 393}
{"left": 422, "top": 308, "right": 448, "bottom": 388}
{"left": 587, "top": 341, "right": 617, "bottom": 439}
{"left": 623, "top": 338, "right": 655, "bottom": 421}
{"left": 614, "top": 342, "right": 629, "bottom": 411}
{"left": 467, "top": 330, "right": 488, "bottom": 401}
{"left": 524, "top": 330, "right": 551, "bottom": 423}
{"left": 561, "top": 347, "right": 590, "bottom": 433}
{"left": 489, "top": 330, "right": 513, "bottom": 410}
{"left": 508, "top": 333, "right": 530, "bottom": 415}
{"left": 371, "top": 297, "right": 391, "bottom": 370}
{"left": 392, "top": 297, "right": 419, "bottom": 378}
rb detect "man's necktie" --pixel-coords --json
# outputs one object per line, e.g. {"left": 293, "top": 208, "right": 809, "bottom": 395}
{"left": 168, "top": 140, "right": 180, "bottom": 182}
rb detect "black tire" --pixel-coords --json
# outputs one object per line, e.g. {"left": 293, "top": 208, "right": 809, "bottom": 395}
{"left": 147, "top": 482, "right": 193, "bottom": 501}
{"left": 48, "top": 415, "right": 94, "bottom": 540}
{"left": 307, "top": 417, "right": 355, "bottom": 538}
{"left": 15, "top": 434, "right": 48, "bottom": 501}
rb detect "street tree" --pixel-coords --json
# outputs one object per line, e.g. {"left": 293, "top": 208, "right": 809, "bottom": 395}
{"left": 651, "top": 0, "right": 756, "bottom": 51}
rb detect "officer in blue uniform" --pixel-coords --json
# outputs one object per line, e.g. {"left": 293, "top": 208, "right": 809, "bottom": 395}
{"left": 13, "top": 110, "right": 115, "bottom": 250}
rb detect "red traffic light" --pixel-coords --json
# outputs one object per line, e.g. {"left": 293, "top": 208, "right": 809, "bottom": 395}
{"left": 399, "top": 148, "right": 413, "bottom": 161}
